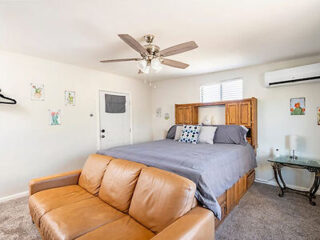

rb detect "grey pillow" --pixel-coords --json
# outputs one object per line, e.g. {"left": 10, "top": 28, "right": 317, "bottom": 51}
{"left": 202, "top": 124, "right": 248, "bottom": 145}
{"left": 213, "top": 125, "right": 248, "bottom": 145}
{"left": 166, "top": 125, "right": 177, "bottom": 139}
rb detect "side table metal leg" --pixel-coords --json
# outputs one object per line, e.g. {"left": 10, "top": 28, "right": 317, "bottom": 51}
{"left": 310, "top": 176, "right": 318, "bottom": 198}
{"left": 273, "top": 164, "right": 285, "bottom": 197}
{"left": 278, "top": 168, "right": 287, "bottom": 189}
{"left": 309, "top": 176, "right": 319, "bottom": 205}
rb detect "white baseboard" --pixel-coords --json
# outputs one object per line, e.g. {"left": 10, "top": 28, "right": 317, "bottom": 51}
{"left": 0, "top": 191, "right": 28, "bottom": 203}
{"left": 255, "top": 178, "right": 320, "bottom": 195}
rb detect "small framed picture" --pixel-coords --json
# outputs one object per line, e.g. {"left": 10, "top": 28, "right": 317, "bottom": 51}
{"left": 317, "top": 107, "right": 320, "bottom": 125}
{"left": 31, "top": 83, "right": 45, "bottom": 101}
{"left": 290, "top": 98, "right": 305, "bottom": 115}
{"left": 65, "top": 91, "right": 76, "bottom": 106}
{"left": 49, "top": 109, "right": 61, "bottom": 126}
{"left": 156, "top": 107, "right": 162, "bottom": 118}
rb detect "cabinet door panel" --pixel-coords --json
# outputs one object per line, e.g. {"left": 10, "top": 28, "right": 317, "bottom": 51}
{"left": 176, "top": 106, "right": 194, "bottom": 124}
{"left": 176, "top": 107, "right": 184, "bottom": 124}
{"left": 184, "top": 106, "right": 193, "bottom": 124}
{"left": 239, "top": 102, "right": 251, "bottom": 126}
{"left": 226, "top": 103, "right": 239, "bottom": 125}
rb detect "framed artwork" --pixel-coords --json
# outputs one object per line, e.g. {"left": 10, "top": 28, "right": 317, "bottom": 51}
{"left": 317, "top": 107, "right": 320, "bottom": 125}
{"left": 65, "top": 91, "right": 76, "bottom": 106}
{"left": 31, "top": 83, "right": 44, "bottom": 101}
{"left": 156, "top": 107, "right": 162, "bottom": 118}
{"left": 49, "top": 109, "right": 61, "bottom": 126}
{"left": 290, "top": 97, "right": 305, "bottom": 115}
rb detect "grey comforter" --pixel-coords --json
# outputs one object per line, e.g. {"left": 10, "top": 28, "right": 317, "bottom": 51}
{"left": 98, "top": 139, "right": 256, "bottom": 219}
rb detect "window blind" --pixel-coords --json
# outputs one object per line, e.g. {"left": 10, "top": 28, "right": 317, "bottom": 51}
{"left": 200, "top": 79, "right": 243, "bottom": 103}
{"left": 221, "top": 79, "right": 243, "bottom": 101}
{"left": 200, "top": 84, "right": 221, "bottom": 103}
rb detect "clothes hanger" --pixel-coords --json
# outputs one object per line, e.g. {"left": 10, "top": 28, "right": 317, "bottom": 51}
{"left": 0, "top": 89, "right": 17, "bottom": 104}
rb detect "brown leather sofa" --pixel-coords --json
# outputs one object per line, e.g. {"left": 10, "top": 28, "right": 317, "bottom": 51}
{"left": 29, "top": 154, "right": 215, "bottom": 240}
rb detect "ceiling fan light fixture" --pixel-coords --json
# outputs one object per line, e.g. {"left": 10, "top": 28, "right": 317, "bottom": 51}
{"left": 101, "top": 34, "right": 198, "bottom": 73}
{"left": 151, "top": 58, "right": 162, "bottom": 72}
{"left": 141, "top": 65, "right": 150, "bottom": 74}
{"left": 137, "top": 59, "right": 147, "bottom": 71}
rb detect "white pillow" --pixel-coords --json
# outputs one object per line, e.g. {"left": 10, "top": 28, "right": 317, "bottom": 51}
{"left": 174, "top": 125, "right": 183, "bottom": 141}
{"left": 198, "top": 126, "right": 217, "bottom": 144}
{"left": 240, "top": 125, "right": 249, "bottom": 142}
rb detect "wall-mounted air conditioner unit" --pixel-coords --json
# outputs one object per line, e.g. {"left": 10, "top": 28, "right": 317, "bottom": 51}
{"left": 264, "top": 63, "right": 320, "bottom": 88}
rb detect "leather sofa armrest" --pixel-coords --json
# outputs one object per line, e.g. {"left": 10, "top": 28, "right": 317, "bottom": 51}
{"left": 151, "top": 207, "right": 215, "bottom": 240}
{"left": 29, "top": 169, "right": 82, "bottom": 195}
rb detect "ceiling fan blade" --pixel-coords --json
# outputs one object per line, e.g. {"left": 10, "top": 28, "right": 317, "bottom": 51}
{"left": 100, "top": 58, "right": 142, "bottom": 63}
{"left": 118, "top": 34, "right": 149, "bottom": 56}
{"left": 161, "top": 58, "right": 189, "bottom": 69}
{"left": 159, "top": 41, "right": 198, "bottom": 57}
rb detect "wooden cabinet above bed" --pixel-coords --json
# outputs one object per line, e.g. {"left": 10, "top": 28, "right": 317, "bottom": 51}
{"left": 175, "top": 105, "right": 198, "bottom": 125}
{"left": 175, "top": 97, "right": 258, "bottom": 149}
{"left": 226, "top": 100, "right": 251, "bottom": 127}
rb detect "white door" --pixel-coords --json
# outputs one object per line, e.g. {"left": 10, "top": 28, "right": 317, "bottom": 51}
{"left": 99, "top": 91, "right": 131, "bottom": 149}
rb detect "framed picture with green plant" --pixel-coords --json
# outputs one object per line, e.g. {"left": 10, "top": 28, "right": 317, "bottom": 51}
{"left": 290, "top": 97, "right": 305, "bottom": 115}
{"left": 65, "top": 90, "right": 76, "bottom": 106}
{"left": 31, "top": 83, "right": 44, "bottom": 101}
{"left": 49, "top": 109, "right": 61, "bottom": 126}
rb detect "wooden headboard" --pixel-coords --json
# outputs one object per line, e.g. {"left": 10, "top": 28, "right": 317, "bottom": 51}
{"left": 175, "top": 97, "right": 258, "bottom": 149}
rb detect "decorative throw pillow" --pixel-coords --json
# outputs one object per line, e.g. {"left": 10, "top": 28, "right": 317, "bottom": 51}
{"left": 179, "top": 125, "right": 201, "bottom": 144}
{"left": 174, "top": 125, "right": 184, "bottom": 141}
{"left": 198, "top": 126, "right": 217, "bottom": 144}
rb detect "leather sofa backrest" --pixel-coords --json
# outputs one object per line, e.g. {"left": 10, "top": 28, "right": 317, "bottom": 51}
{"left": 78, "top": 154, "right": 112, "bottom": 195}
{"left": 129, "top": 167, "right": 196, "bottom": 233}
{"left": 98, "top": 159, "right": 145, "bottom": 212}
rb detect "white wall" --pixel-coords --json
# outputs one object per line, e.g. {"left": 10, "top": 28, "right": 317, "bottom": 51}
{"left": 152, "top": 54, "right": 320, "bottom": 190}
{"left": 0, "top": 51, "right": 152, "bottom": 199}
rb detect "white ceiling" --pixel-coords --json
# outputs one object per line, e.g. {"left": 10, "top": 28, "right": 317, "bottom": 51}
{"left": 1, "top": 0, "right": 320, "bottom": 81}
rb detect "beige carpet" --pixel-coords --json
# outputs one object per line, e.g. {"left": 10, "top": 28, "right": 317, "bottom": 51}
{"left": 0, "top": 196, "right": 40, "bottom": 240}
{"left": 1, "top": 183, "right": 319, "bottom": 240}
{"left": 216, "top": 183, "right": 320, "bottom": 240}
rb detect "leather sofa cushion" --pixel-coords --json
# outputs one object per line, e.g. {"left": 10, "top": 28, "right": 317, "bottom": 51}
{"left": 99, "top": 159, "right": 145, "bottom": 213}
{"left": 78, "top": 154, "right": 113, "bottom": 195}
{"left": 129, "top": 167, "right": 196, "bottom": 233}
{"left": 40, "top": 197, "right": 124, "bottom": 240}
{"left": 76, "top": 215, "right": 155, "bottom": 240}
{"left": 29, "top": 185, "right": 94, "bottom": 227}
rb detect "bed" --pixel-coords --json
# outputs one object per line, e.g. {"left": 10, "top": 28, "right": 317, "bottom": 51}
{"left": 98, "top": 139, "right": 256, "bottom": 220}
{"left": 98, "top": 98, "right": 258, "bottom": 226}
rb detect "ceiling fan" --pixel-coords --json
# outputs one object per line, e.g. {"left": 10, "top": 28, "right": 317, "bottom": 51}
{"left": 100, "top": 34, "right": 198, "bottom": 74}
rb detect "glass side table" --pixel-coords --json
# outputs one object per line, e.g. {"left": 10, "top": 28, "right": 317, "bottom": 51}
{"left": 268, "top": 156, "right": 320, "bottom": 205}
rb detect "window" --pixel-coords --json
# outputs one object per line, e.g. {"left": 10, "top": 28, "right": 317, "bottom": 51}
{"left": 200, "top": 79, "right": 243, "bottom": 103}
{"left": 221, "top": 79, "right": 243, "bottom": 101}
{"left": 200, "top": 84, "right": 220, "bottom": 103}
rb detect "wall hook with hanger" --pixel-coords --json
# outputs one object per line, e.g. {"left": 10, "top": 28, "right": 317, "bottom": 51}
{"left": 0, "top": 89, "right": 17, "bottom": 104}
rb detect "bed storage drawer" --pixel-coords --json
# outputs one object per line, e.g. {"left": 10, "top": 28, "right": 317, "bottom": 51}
{"left": 215, "top": 200, "right": 227, "bottom": 227}
{"left": 215, "top": 168, "right": 255, "bottom": 229}
{"left": 247, "top": 169, "right": 255, "bottom": 189}
{"left": 215, "top": 192, "right": 227, "bottom": 227}
{"left": 217, "top": 192, "right": 226, "bottom": 205}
